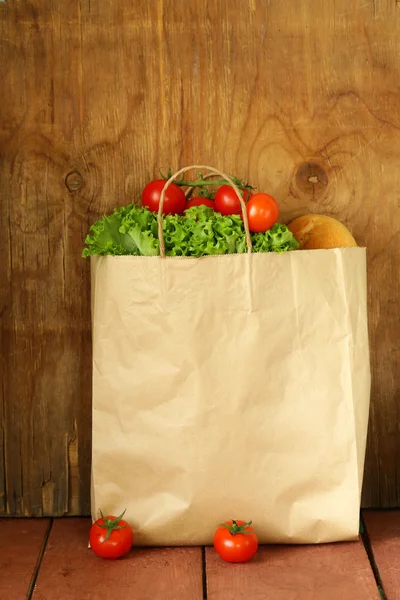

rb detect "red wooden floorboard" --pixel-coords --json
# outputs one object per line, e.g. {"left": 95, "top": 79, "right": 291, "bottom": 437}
{"left": 364, "top": 510, "right": 400, "bottom": 600}
{"left": 31, "top": 518, "right": 203, "bottom": 600}
{"left": 205, "top": 541, "right": 381, "bottom": 600}
{"left": 1, "top": 516, "right": 389, "bottom": 599}
{"left": 0, "top": 518, "right": 50, "bottom": 600}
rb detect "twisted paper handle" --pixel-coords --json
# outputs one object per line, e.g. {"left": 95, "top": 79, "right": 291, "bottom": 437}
{"left": 157, "top": 165, "right": 252, "bottom": 257}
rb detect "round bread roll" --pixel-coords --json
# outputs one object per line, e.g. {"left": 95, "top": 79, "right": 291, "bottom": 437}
{"left": 287, "top": 214, "right": 357, "bottom": 250}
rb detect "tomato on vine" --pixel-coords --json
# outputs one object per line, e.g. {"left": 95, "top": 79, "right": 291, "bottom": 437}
{"left": 214, "top": 185, "right": 252, "bottom": 216}
{"left": 142, "top": 179, "right": 186, "bottom": 215}
{"left": 213, "top": 519, "right": 258, "bottom": 563}
{"left": 186, "top": 197, "right": 215, "bottom": 210}
{"left": 89, "top": 509, "right": 134, "bottom": 559}
{"left": 246, "top": 192, "right": 279, "bottom": 232}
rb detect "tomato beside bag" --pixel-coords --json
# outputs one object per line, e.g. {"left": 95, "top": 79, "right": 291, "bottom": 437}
{"left": 214, "top": 520, "right": 258, "bottom": 563}
{"left": 89, "top": 511, "right": 134, "bottom": 559}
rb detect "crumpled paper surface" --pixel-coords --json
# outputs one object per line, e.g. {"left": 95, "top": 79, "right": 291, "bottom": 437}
{"left": 90, "top": 248, "right": 370, "bottom": 545}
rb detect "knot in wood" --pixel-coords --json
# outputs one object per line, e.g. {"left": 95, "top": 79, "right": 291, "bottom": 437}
{"left": 295, "top": 162, "right": 328, "bottom": 196}
{"left": 65, "top": 171, "right": 84, "bottom": 193}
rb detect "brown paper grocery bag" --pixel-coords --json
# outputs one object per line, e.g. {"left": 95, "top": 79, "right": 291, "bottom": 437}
{"left": 90, "top": 166, "right": 370, "bottom": 546}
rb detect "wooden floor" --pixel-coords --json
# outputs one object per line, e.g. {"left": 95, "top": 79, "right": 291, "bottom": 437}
{"left": 1, "top": 511, "right": 399, "bottom": 599}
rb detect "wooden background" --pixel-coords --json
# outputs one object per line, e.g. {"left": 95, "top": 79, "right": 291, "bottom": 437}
{"left": 1, "top": 0, "right": 399, "bottom": 516}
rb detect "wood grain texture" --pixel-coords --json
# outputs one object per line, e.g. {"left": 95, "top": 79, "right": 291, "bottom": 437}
{"left": 1, "top": 0, "right": 400, "bottom": 514}
{"left": 206, "top": 542, "right": 381, "bottom": 600}
{"left": 364, "top": 510, "right": 400, "bottom": 599}
{"left": 0, "top": 518, "right": 50, "bottom": 600}
{"left": 32, "top": 518, "right": 203, "bottom": 600}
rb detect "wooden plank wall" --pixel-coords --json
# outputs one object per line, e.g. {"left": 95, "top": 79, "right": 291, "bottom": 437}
{"left": 1, "top": 0, "right": 399, "bottom": 516}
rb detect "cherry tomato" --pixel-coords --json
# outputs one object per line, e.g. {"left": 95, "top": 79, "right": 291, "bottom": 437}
{"left": 214, "top": 185, "right": 251, "bottom": 216}
{"left": 142, "top": 179, "right": 186, "bottom": 215}
{"left": 213, "top": 519, "right": 258, "bottom": 563}
{"left": 89, "top": 510, "right": 134, "bottom": 559}
{"left": 246, "top": 192, "right": 279, "bottom": 232}
{"left": 185, "top": 197, "right": 215, "bottom": 210}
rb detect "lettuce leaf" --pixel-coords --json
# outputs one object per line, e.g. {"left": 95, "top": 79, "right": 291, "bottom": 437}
{"left": 119, "top": 206, "right": 159, "bottom": 255}
{"left": 82, "top": 204, "right": 299, "bottom": 257}
{"left": 252, "top": 223, "right": 299, "bottom": 253}
{"left": 81, "top": 207, "right": 136, "bottom": 257}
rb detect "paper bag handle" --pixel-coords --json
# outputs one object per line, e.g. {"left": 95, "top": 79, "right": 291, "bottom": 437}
{"left": 157, "top": 165, "right": 253, "bottom": 257}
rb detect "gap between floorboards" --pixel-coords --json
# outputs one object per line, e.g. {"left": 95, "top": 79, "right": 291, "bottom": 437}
{"left": 26, "top": 518, "right": 53, "bottom": 600}
{"left": 360, "top": 513, "right": 387, "bottom": 600}
{"left": 202, "top": 546, "right": 208, "bottom": 600}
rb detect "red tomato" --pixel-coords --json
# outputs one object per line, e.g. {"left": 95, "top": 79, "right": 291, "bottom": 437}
{"left": 246, "top": 192, "right": 279, "bottom": 232}
{"left": 142, "top": 179, "right": 186, "bottom": 215}
{"left": 214, "top": 185, "right": 251, "bottom": 216}
{"left": 213, "top": 519, "right": 258, "bottom": 563}
{"left": 89, "top": 510, "right": 134, "bottom": 560}
{"left": 185, "top": 197, "right": 215, "bottom": 210}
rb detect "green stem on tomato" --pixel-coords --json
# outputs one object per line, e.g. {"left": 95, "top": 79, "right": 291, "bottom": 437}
{"left": 218, "top": 519, "right": 254, "bottom": 536}
{"left": 97, "top": 509, "right": 127, "bottom": 543}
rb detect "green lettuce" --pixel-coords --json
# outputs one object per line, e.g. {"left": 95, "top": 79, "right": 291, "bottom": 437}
{"left": 252, "top": 223, "right": 300, "bottom": 253}
{"left": 82, "top": 204, "right": 299, "bottom": 258}
{"left": 81, "top": 206, "right": 136, "bottom": 257}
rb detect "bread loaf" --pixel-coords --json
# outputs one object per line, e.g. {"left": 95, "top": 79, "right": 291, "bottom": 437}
{"left": 287, "top": 214, "right": 357, "bottom": 250}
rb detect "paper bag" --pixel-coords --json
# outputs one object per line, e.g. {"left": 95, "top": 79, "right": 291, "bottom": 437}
{"left": 90, "top": 168, "right": 370, "bottom": 546}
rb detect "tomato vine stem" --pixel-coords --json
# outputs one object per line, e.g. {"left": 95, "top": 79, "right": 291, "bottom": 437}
{"left": 160, "top": 168, "right": 255, "bottom": 193}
